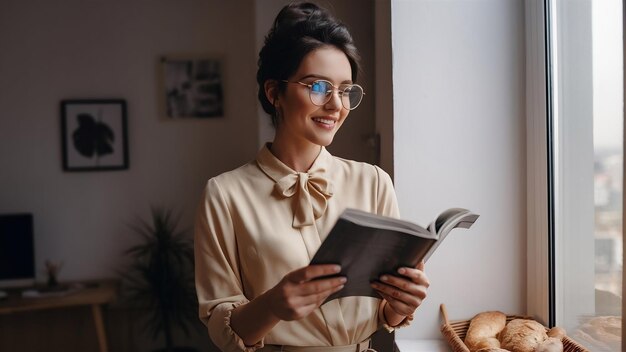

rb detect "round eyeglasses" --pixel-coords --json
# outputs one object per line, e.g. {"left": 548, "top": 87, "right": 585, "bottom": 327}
{"left": 282, "top": 79, "right": 365, "bottom": 110}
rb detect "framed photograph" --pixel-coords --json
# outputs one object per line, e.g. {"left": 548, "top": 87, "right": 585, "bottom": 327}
{"left": 61, "top": 99, "right": 129, "bottom": 172}
{"left": 160, "top": 56, "right": 224, "bottom": 118}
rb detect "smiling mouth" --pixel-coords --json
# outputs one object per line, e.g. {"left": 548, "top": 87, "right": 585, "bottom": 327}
{"left": 312, "top": 117, "right": 337, "bottom": 127}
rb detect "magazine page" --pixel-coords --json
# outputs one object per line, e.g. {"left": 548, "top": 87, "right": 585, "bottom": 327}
{"left": 423, "top": 209, "right": 479, "bottom": 262}
{"left": 342, "top": 208, "right": 433, "bottom": 238}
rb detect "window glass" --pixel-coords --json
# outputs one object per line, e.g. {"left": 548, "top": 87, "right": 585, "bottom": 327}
{"left": 550, "top": 0, "right": 623, "bottom": 350}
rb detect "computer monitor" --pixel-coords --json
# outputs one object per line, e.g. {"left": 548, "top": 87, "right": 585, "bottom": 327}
{"left": 0, "top": 213, "right": 35, "bottom": 288}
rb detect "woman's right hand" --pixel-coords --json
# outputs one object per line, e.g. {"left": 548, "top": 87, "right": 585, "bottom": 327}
{"left": 265, "top": 264, "right": 346, "bottom": 321}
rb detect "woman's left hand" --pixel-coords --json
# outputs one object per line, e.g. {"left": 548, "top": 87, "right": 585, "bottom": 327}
{"left": 371, "top": 261, "right": 429, "bottom": 318}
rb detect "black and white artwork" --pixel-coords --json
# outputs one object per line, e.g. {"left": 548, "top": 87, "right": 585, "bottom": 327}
{"left": 61, "top": 99, "right": 129, "bottom": 171}
{"left": 162, "top": 57, "right": 224, "bottom": 118}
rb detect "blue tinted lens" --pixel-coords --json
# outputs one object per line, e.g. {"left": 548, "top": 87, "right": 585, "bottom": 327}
{"left": 311, "top": 81, "right": 330, "bottom": 94}
{"left": 309, "top": 81, "right": 331, "bottom": 105}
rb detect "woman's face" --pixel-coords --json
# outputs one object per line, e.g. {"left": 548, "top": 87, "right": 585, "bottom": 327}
{"left": 275, "top": 46, "right": 352, "bottom": 148}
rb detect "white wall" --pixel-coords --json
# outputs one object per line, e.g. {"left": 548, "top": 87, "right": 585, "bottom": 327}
{"left": 391, "top": 0, "right": 526, "bottom": 339}
{"left": 0, "top": 0, "right": 258, "bottom": 282}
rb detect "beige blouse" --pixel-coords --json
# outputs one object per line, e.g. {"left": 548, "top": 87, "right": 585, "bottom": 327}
{"left": 194, "top": 144, "right": 408, "bottom": 351}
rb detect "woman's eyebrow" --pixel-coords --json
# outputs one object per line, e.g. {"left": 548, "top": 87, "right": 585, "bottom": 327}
{"left": 299, "top": 74, "right": 353, "bottom": 84}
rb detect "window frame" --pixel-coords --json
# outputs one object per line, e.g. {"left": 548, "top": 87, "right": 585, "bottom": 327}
{"left": 526, "top": 0, "right": 626, "bottom": 347}
{"left": 525, "top": 0, "right": 552, "bottom": 326}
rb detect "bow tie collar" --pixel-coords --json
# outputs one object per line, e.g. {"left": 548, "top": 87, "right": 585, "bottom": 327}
{"left": 275, "top": 171, "right": 333, "bottom": 228}
{"left": 256, "top": 144, "right": 334, "bottom": 228}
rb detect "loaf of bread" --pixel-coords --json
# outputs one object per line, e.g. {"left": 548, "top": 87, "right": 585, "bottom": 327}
{"left": 464, "top": 311, "right": 507, "bottom": 352}
{"left": 535, "top": 337, "right": 563, "bottom": 352}
{"left": 499, "top": 319, "right": 548, "bottom": 352}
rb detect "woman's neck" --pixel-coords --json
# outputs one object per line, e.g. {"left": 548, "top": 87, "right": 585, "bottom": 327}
{"left": 269, "top": 138, "right": 322, "bottom": 172}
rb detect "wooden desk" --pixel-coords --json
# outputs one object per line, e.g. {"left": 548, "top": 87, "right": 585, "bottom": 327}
{"left": 0, "top": 280, "right": 117, "bottom": 352}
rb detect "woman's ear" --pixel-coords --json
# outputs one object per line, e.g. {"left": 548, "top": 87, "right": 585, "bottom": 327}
{"left": 264, "top": 80, "right": 279, "bottom": 108}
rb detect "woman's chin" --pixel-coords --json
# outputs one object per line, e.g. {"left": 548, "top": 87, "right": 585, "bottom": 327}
{"left": 315, "top": 136, "right": 335, "bottom": 147}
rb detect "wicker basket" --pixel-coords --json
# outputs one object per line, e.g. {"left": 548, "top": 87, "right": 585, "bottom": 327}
{"left": 439, "top": 304, "right": 590, "bottom": 352}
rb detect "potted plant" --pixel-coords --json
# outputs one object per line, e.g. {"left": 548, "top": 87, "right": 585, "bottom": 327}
{"left": 120, "top": 208, "right": 199, "bottom": 352}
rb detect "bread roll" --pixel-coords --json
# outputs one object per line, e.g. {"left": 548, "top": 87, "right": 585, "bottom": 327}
{"left": 499, "top": 319, "right": 548, "bottom": 352}
{"left": 464, "top": 311, "right": 507, "bottom": 352}
{"left": 476, "top": 349, "right": 510, "bottom": 352}
{"left": 535, "top": 337, "right": 563, "bottom": 352}
{"left": 472, "top": 337, "right": 502, "bottom": 350}
{"left": 547, "top": 326, "right": 566, "bottom": 340}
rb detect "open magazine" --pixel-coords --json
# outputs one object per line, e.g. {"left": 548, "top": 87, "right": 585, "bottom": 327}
{"left": 310, "top": 208, "right": 479, "bottom": 302}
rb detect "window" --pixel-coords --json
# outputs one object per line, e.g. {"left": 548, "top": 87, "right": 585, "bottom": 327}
{"left": 547, "top": 0, "right": 623, "bottom": 350}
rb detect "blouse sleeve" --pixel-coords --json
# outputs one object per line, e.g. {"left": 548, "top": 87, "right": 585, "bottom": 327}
{"left": 194, "top": 178, "right": 264, "bottom": 351}
{"left": 373, "top": 166, "right": 414, "bottom": 332}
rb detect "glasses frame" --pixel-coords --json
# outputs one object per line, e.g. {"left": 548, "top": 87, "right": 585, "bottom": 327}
{"left": 281, "top": 79, "right": 365, "bottom": 110}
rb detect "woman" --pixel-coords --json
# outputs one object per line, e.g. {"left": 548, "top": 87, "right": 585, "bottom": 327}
{"left": 194, "top": 3, "right": 429, "bottom": 351}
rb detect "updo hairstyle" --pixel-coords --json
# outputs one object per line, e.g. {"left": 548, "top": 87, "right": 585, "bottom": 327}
{"left": 257, "top": 2, "right": 361, "bottom": 126}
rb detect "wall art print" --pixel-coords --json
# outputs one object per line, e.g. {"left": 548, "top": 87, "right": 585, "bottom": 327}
{"left": 161, "top": 56, "right": 224, "bottom": 118}
{"left": 61, "top": 99, "right": 129, "bottom": 172}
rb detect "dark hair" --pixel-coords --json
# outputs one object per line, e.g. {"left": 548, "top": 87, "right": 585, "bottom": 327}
{"left": 257, "top": 2, "right": 361, "bottom": 126}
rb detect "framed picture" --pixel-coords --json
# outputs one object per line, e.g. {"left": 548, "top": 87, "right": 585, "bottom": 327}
{"left": 160, "top": 55, "right": 224, "bottom": 118}
{"left": 61, "top": 99, "right": 129, "bottom": 172}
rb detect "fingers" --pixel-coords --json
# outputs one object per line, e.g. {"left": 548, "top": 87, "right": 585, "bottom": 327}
{"left": 371, "top": 280, "right": 424, "bottom": 308}
{"left": 281, "top": 282, "right": 343, "bottom": 310}
{"left": 287, "top": 264, "right": 341, "bottom": 283}
{"left": 377, "top": 291, "right": 416, "bottom": 316}
{"left": 397, "top": 266, "right": 430, "bottom": 288}
{"left": 298, "top": 276, "right": 346, "bottom": 295}
{"left": 269, "top": 265, "right": 347, "bottom": 321}
{"left": 371, "top": 266, "right": 430, "bottom": 314}
{"left": 298, "top": 281, "right": 345, "bottom": 305}
{"left": 282, "top": 265, "right": 346, "bottom": 298}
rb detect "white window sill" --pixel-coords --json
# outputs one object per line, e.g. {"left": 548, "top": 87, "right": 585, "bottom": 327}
{"left": 395, "top": 339, "right": 451, "bottom": 352}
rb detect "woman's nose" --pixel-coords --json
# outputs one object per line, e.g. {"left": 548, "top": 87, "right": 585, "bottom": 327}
{"left": 324, "top": 90, "right": 343, "bottom": 111}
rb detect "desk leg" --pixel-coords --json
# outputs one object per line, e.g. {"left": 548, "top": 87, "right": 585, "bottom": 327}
{"left": 92, "top": 304, "right": 108, "bottom": 352}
